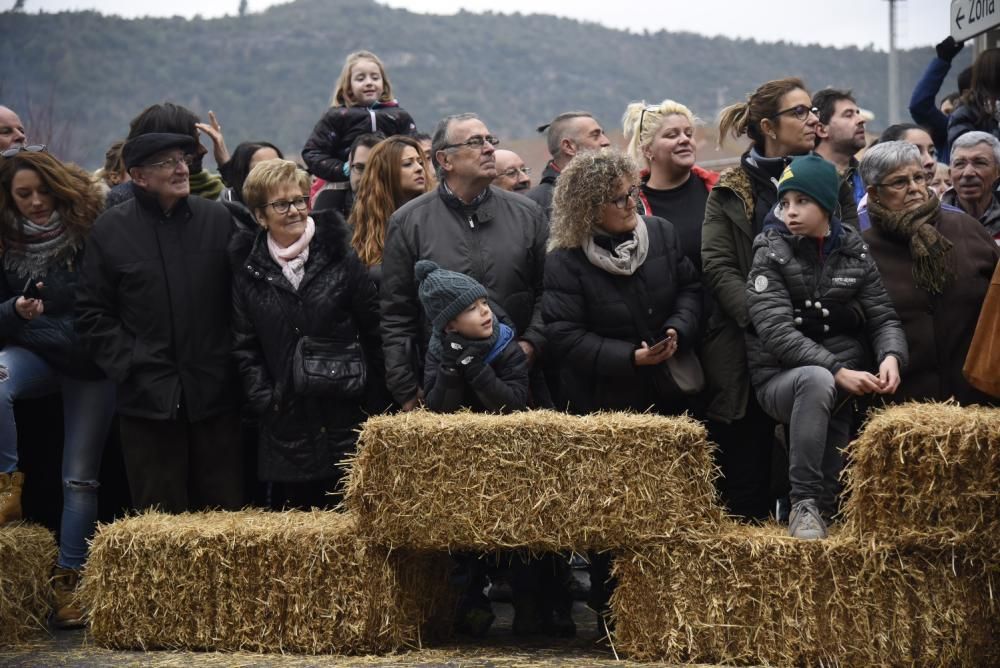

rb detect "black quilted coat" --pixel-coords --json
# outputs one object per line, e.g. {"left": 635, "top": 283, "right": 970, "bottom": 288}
{"left": 745, "top": 218, "right": 908, "bottom": 390}
{"left": 229, "top": 210, "right": 384, "bottom": 482}
{"left": 543, "top": 216, "right": 701, "bottom": 413}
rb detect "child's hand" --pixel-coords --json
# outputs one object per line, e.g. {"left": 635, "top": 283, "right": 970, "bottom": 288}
{"left": 834, "top": 368, "right": 882, "bottom": 396}
{"left": 876, "top": 355, "right": 901, "bottom": 394}
{"left": 440, "top": 333, "right": 467, "bottom": 369}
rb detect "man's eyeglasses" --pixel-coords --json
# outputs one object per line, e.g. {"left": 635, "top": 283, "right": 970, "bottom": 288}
{"left": 442, "top": 135, "right": 500, "bottom": 151}
{"left": 350, "top": 163, "right": 366, "bottom": 174}
{"left": 875, "top": 173, "right": 927, "bottom": 192}
{"left": 610, "top": 185, "right": 640, "bottom": 209}
{"left": 265, "top": 196, "right": 309, "bottom": 214}
{"left": 144, "top": 154, "right": 194, "bottom": 171}
{"left": 1, "top": 144, "right": 47, "bottom": 159}
{"left": 771, "top": 105, "right": 819, "bottom": 122}
{"left": 497, "top": 166, "right": 531, "bottom": 179}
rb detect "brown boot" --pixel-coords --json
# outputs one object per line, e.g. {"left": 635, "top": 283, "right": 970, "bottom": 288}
{"left": 51, "top": 567, "right": 85, "bottom": 630}
{"left": 0, "top": 471, "right": 24, "bottom": 524}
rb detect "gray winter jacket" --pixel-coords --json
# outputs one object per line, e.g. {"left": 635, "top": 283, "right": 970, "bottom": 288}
{"left": 745, "top": 219, "right": 908, "bottom": 389}
{"left": 380, "top": 184, "right": 548, "bottom": 405}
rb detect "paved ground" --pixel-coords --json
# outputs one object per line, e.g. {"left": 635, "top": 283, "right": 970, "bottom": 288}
{"left": 0, "top": 601, "right": 698, "bottom": 667}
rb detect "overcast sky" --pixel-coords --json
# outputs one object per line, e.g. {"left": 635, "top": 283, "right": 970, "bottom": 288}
{"left": 22, "top": 0, "right": 951, "bottom": 50}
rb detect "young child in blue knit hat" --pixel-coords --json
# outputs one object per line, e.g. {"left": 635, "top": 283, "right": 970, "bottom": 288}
{"left": 416, "top": 259, "right": 528, "bottom": 414}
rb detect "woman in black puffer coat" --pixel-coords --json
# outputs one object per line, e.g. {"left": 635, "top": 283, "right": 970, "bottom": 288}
{"left": 746, "top": 156, "right": 907, "bottom": 541}
{"left": 230, "top": 160, "right": 385, "bottom": 509}
{"left": 543, "top": 150, "right": 701, "bottom": 415}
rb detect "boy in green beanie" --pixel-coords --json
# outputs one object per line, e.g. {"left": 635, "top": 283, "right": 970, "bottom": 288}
{"left": 745, "top": 154, "right": 908, "bottom": 539}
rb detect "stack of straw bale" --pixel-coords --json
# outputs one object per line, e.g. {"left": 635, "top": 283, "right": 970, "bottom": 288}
{"left": 611, "top": 523, "right": 1000, "bottom": 665}
{"left": 0, "top": 523, "right": 56, "bottom": 647}
{"left": 841, "top": 402, "right": 1000, "bottom": 553}
{"left": 344, "top": 410, "right": 724, "bottom": 551}
{"left": 79, "top": 510, "right": 454, "bottom": 653}
{"left": 611, "top": 402, "right": 1000, "bottom": 665}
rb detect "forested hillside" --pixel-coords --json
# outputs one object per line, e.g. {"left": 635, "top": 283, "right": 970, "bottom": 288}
{"left": 0, "top": 0, "right": 969, "bottom": 168}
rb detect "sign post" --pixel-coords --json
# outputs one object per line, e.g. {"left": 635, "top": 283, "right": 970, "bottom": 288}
{"left": 951, "top": 0, "right": 1000, "bottom": 41}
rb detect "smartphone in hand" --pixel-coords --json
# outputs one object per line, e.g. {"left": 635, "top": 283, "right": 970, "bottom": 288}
{"left": 22, "top": 277, "right": 43, "bottom": 300}
{"left": 648, "top": 330, "right": 674, "bottom": 352}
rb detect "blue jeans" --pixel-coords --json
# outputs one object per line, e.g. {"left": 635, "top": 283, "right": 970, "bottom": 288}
{"left": 0, "top": 345, "right": 116, "bottom": 569}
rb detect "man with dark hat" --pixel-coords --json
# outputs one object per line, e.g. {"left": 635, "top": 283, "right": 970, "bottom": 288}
{"left": 76, "top": 131, "right": 243, "bottom": 513}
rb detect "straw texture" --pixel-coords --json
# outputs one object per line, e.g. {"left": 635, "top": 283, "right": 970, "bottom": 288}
{"left": 0, "top": 523, "right": 56, "bottom": 647}
{"left": 79, "top": 510, "right": 454, "bottom": 654}
{"left": 841, "top": 402, "right": 1000, "bottom": 553}
{"left": 344, "top": 410, "right": 724, "bottom": 551}
{"left": 610, "top": 523, "right": 1000, "bottom": 666}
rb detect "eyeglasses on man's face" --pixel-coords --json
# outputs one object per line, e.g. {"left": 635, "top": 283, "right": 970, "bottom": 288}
{"left": 265, "top": 196, "right": 309, "bottom": 214}
{"left": 1, "top": 144, "right": 47, "bottom": 159}
{"left": 497, "top": 166, "right": 531, "bottom": 179}
{"left": 771, "top": 105, "right": 820, "bottom": 122}
{"left": 609, "top": 185, "right": 640, "bottom": 209}
{"left": 144, "top": 154, "right": 194, "bottom": 171}
{"left": 876, "top": 172, "right": 927, "bottom": 192}
{"left": 442, "top": 135, "right": 500, "bottom": 151}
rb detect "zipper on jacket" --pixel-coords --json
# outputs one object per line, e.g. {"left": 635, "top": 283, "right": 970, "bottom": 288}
{"left": 368, "top": 108, "right": 376, "bottom": 132}
{"left": 467, "top": 215, "right": 475, "bottom": 229}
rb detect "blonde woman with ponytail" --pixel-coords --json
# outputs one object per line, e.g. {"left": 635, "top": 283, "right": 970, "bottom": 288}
{"left": 698, "top": 78, "right": 859, "bottom": 524}
{"left": 622, "top": 99, "right": 718, "bottom": 271}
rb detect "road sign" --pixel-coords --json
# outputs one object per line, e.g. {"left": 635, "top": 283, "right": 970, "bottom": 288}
{"left": 952, "top": 0, "right": 1000, "bottom": 41}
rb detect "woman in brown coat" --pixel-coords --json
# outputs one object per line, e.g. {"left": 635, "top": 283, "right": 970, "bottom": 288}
{"left": 860, "top": 140, "right": 999, "bottom": 405}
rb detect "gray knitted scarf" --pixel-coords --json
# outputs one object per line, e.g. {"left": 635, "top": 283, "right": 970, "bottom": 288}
{"left": 3, "top": 212, "right": 79, "bottom": 279}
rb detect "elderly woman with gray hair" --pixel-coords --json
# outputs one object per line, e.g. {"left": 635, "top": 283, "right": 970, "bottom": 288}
{"left": 861, "top": 140, "right": 999, "bottom": 404}
{"left": 542, "top": 147, "right": 701, "bottom": 619}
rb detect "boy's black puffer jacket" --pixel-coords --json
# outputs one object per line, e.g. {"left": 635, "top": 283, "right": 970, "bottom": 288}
{"left": 745, "top": 218, "right": 908, "bottom": 389}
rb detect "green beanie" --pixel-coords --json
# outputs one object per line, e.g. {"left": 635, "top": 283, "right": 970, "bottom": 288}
{"left": 415, "top": 260, "right": 488, "bottom": 334}
{"left": 776, "top": 154, "right": 839, "bottom": 215}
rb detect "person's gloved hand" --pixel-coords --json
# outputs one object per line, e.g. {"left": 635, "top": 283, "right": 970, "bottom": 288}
{"left": 440, "top": 332, "right": 467, "bottom": 370}
{"left": 792, "top": 299, "right": 828, "bottom": 340}
{"left": 823, "top": 300, "right": 862, "bottom": 336}
{"left": 936, "top": 36, "right": 964, "bottom": 63}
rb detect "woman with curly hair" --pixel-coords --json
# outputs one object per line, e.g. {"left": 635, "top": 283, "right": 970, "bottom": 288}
{"left": 348, "top": 135, "right": 430, "bottom": 286}
{"left": 542, "top": 148, "right": 701, "bottom": 617}
{"left": 0, "top": 149, "right": 115, "bottom": 628}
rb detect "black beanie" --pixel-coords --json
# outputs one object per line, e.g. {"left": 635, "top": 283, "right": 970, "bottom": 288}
{"left": 123, "top": 133, "right": 198, "bottom": 171}
{"left": 415, "top": 260, "right": 488, "bottom": 334}
{"left": 776, "top": 154, "right": 839, "bottom": 215}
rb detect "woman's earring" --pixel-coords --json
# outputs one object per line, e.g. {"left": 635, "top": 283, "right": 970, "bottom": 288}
{"left": 769, "top": 132, "right": 777, "bottom": 139}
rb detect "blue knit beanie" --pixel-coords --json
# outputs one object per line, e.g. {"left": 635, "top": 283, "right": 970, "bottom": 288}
{"left": 415, "top": 260, "right": 488, "bottom": 334}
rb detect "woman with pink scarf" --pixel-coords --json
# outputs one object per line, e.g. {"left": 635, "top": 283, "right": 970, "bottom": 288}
{"left": 230, "top": 159, "right": 384, "bottom": 509}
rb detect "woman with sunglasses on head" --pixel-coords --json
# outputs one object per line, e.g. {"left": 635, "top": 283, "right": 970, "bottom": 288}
{"left": 860, "top": 141, "right": 998, "bottom": 405}
{"left": 622, "top": 100, "right": 719, "bottom": 272}
{"left": 0, "top": 149, "right": 116, "bottom": 628}
{"left": 229, "top": 159, "right": 385, "bottom": 510}
{"left": 543, "top": 149, "right": 701, "bottom": 618}
{"left": 348, "top": 135, "right": 431, "bottom": 289}
{"left": 701, "top": 78, "right": 860, "bottom": 522}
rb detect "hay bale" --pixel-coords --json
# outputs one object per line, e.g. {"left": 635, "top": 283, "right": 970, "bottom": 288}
{"left": 842, "top": 402, "right": 1000, "bottom": 551}
{"left": 344, "top": 410, "right": 723, "bottom": 552}
{"left": 79, "top": 510, "right": 454, "bottom": 654}
{"left": 611, "top": 523, "right": 1000, "bottom": 666}
{"left": 0, "top": 523, "right": 56, "bottom": 647}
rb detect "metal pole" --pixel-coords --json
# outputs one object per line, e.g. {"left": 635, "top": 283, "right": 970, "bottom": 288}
{"left": 888, "top": 0, "right": 901, "bottom": 124}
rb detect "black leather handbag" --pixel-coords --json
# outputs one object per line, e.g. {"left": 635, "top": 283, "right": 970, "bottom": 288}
{"left": 270, "top": 282, "right": 367, "bottom": 399}
{"left": 292, "top": 335, "right": 367, "bottom": 398}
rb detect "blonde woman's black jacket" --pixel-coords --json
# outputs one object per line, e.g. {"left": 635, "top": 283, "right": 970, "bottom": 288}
{"left": 229, "top": 210, "right": 385, "bottom": 482}
{"left": 745, "top": 218, "right": 908, "bottom": 390}
{"left": 76, "top": 187, "right": 237, "bottom": 421}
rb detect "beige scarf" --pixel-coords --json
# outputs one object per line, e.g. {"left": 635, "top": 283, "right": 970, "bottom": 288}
{"left": 583, "top": 215, "right": 649, "bottom": 276}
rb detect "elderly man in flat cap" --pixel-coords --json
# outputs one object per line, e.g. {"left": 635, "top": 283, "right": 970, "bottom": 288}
{"left": 76, "top": 130, "right": 243, "bottom": 513}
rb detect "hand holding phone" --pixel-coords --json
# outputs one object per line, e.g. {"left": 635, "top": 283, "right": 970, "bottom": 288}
{"left": 648, "top": 330, "right": 675, "bottom": 352}
{"left": 22, "top": 277, "right": 43, "bottom": 300}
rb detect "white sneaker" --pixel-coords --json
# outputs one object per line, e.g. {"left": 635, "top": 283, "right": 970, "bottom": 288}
{"left": 788, "top": 498, "right": 828, "bottom": 540}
